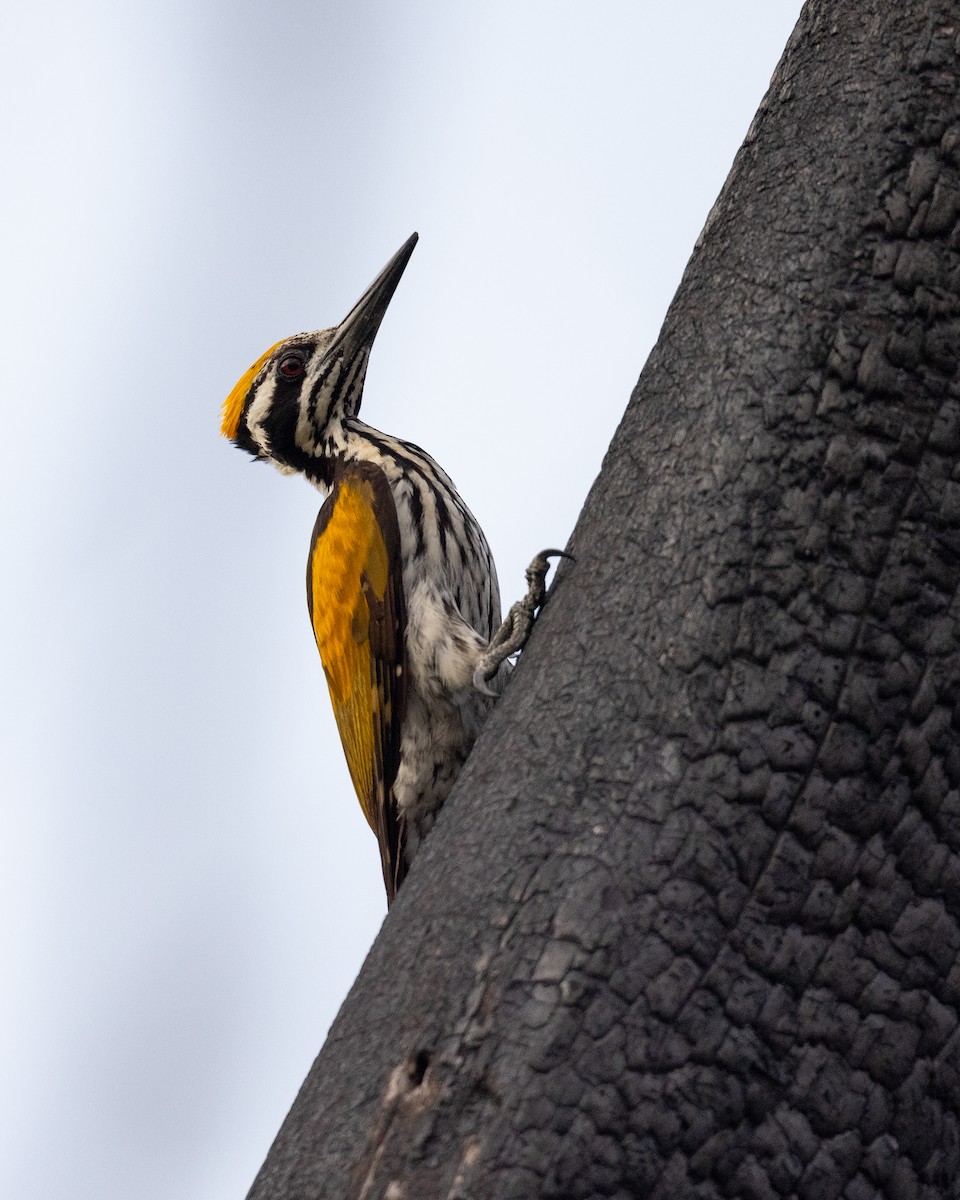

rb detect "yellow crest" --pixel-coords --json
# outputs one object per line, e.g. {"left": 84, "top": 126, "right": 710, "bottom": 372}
{"left": 220, "top": 339, "right": 284, "bottom": 440}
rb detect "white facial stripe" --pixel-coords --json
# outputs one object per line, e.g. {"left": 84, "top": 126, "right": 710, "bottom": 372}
{"left": 247, "top": 375, "right": 277, "bottom": 456}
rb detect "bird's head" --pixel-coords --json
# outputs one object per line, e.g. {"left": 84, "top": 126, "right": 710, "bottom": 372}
{"left": 221, "top": 232, "right": 418, "bottom": 485}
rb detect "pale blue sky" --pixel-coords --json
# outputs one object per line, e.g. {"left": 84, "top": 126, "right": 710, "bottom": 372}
{"left": 2, "top": 3, "right": 803, "bottom": 1196}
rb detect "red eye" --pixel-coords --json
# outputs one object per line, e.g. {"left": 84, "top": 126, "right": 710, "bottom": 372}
{"left": 278, "top": 352, "right": 305, "bottom": 379}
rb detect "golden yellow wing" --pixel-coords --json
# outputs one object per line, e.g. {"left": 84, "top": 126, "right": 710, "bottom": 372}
{"left": 306, "top": 461, "right": 407, "bottom": 904}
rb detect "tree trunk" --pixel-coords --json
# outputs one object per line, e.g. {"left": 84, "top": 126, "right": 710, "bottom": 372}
{"left": 248, "top": 2, "right": 960, "bottom": 1196}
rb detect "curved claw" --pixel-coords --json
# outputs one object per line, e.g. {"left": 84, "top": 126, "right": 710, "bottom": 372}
{"left": 472, "top": 666, "right": 500, "bottom": 698}
{"left": 525, "top": 548, "right": 573, "bottom": 577}
{"left": 520, "top": 548, "right": 571, "bottom": 612}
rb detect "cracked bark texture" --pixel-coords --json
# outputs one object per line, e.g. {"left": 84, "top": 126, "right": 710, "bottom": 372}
{"left": 248, "top": 3, "right": 960, "bottom": 1197}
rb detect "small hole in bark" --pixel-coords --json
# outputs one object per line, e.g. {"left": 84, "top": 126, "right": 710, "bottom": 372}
{"left": 410, "top": 1049, "right": 430, "bottom": 1086}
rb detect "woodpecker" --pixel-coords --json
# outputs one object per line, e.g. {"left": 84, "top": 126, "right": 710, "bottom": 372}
{"left": 222, "top": 233, "right": 561, "bottom": 905}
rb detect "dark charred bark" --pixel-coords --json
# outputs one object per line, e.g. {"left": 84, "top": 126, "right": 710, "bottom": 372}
{"left": 248, "top": 3, "right": 960, "bottom": 1196}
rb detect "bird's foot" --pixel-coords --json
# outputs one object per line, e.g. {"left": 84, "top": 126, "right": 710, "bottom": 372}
{"left": 472, "top": 549, "right": 571, "bottom": 696}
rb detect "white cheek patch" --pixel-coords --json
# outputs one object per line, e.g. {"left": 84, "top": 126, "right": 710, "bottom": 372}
{"left": 247, "top": 376, "right": 277, "bottom": 457}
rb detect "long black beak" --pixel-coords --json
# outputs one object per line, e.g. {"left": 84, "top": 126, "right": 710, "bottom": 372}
{"left": 331, "top": 232, "right": 418, "bottom": 363}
